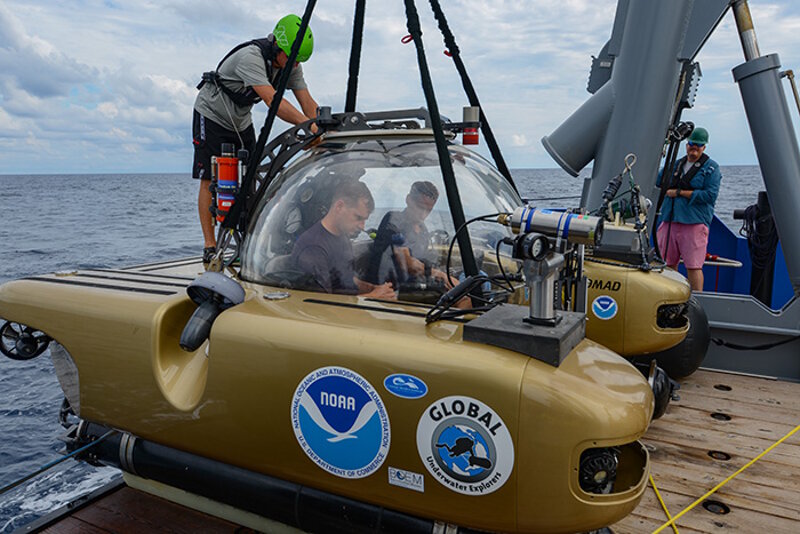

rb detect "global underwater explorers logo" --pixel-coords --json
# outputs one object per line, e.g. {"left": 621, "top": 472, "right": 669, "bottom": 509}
{"left": 416, "top": 396, "right": 514, "bottom": 495}
{"left": 291, "top": 367, "right": 390, "bottom": 479}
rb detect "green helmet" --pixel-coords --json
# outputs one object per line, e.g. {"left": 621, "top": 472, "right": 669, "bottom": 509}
{"left": 274, "top": 14, "right": 314, "bottom": 62}
{"left": 688, "top": 127, "right": 709, "bottom": 145}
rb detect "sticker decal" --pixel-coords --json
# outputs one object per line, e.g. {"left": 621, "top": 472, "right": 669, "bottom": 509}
{"left": 388, "top": 467, "right": 425, "bottom": 493}
{"left": 416, "top": 396, "right": 514, "bottom": 495}
{"left": 291, "top": 367, "right": 390, "bottom": 479}
{"left": 384, "top": 373, "right": 428, "bottom": 399}
{"left": 591, "top": 295, "right": 618, "bottom": 320}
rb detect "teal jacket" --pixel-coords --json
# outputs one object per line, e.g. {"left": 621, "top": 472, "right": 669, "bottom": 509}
{"left": 657, "top": 156, "right": 721, "bottom": 227}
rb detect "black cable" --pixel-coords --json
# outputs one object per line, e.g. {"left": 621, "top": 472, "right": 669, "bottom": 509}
{"left": 739, "top": 204, "right": 779, "bottom": 270}
{"left": 495, "top": 238, "right": 516, "bottom": 293}
{"left": 444, "top": 213, "right": 503, "bottom": 281}
{"left": 426, "top": 0, "right": 518, "bottom": 195}
{"left": 712, "top": 334, "right": 800, "bottom": 351}
{"left": 402, "top": 0, "right": 479, "bottom": 282}
{"left": 344, "top": 0, "right": 367, "bottom": 112}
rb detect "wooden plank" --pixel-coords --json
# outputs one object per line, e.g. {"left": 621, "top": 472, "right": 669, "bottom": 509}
{"left": 615, "top": 370, "right": 800, "bottom": 534}
{"left": 645, "top": 412, "right": 800, "bottom": 469}
{"left": 72, "top": 487, "right": 257, "bottom": 534}
{"left": 677, "top": 370, "right": 800, "bottom": 412}
{"left": 644, "top": 437, "right": 800, "bottom": 498}
{"left": 39, "top": 517, "right": 113, "bottom": 534}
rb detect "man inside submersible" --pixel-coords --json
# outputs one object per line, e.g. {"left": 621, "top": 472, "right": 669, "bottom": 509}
{"left": 193, "top": 14, "right": 320, "bottom": 262}
{"left": 291, "top": 180, "right": 397, "bottom": 299}
{"left": 365, "top": 181, "right": 454, "bottom": 290}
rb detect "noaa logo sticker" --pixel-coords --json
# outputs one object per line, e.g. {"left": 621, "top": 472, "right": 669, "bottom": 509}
{"left": 384, "top": 374, "right": 428, "bottom": 399}
{"left": 291, "top": 367, "right": 390, "bottom": 479}
{"left": 591, "top": 295, "right": 618, "bottom": 320}
{"left": 416, "top": 396, "right": 513, "bottom": 495}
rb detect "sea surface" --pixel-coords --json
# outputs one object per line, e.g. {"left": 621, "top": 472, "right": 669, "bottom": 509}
{"left": 0, "top": 166, "right": 762, "bottom": 531}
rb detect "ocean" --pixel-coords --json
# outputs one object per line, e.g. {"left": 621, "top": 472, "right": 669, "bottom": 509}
{"left": 0, "top": 166, "right": 762, "bottom": 531}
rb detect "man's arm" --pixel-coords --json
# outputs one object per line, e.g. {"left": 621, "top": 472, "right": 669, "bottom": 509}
{"left": 293, "top": 88, "right": 319, "bottom": 121}
{"left": 354, "top": 277, "right": 396, "bottom": 299}
{"left": 252, "top": 85, "right": 314, "bottom": 126}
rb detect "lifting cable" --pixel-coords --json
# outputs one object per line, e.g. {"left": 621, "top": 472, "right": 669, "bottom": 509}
{"left": 0, "top": 429, "right": 117, "bottom": 497}
{"left": 651, "top": 422, "right": 800, "bottom": 534}
{"left": 345, "top": 0, "right": 367, "bottom": 112}
{"left": 426, "top": 0, "right": 519, "bottom": 196}
{"left": 402, "top": 0, "right": 479, "bottom": 280}
{"left": 222, "top": 0, "right": 318, "bottom": 235}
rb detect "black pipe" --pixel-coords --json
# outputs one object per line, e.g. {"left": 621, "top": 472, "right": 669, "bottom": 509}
{"left": 223, "top": 0, "right": 318, "bottom": 233}
{"left": 402, "top": 0, "right": 479, "bottom": 280}
{"left": 426, "top": 0, "right": 519, "bottom": 196}
{"left": 345, "top": 0, "right": 367, "bottom": 112}
{"left": 74, "top": 423, "right": 480, "bottom": 534}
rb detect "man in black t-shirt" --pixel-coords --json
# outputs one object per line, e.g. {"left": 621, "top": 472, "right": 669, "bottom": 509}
{"left": 291, "top": 181, "right": 396, "bottom": 298}
{"left": 366, "top": 181, "right": 452, "bottom": 288}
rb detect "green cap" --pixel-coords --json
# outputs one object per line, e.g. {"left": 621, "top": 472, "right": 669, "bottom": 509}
{"left": 274, "top": 14, "right": 314, "bottom": 62}
{"left": 688, "top": 127, "right": 709, "bottom": 145}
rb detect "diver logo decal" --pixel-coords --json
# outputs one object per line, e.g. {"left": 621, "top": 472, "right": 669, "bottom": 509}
{"left": 416, "top": 396, "right": 514, "bottom": 495}
{"left": 291, "top": 367, "right": 390, "bottom": 479}
{"left": 591, "top": 295, "right": 618, "bottom": 320}
{"left": 384, "top": 373, "right": 428, "bottom": 399}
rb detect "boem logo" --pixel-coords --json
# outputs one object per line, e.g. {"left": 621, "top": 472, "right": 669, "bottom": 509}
{"left": 591, "top": 295, "right": 618, "bottom": 320}
{"left": 291, "top": 367, "right": 390, "bottom": 479}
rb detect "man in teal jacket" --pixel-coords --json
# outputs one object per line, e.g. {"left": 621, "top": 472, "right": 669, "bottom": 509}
{"left": 656, "top": 127, "right": 722, "bottom": 291}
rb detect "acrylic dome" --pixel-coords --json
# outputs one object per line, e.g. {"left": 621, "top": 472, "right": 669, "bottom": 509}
{"left": 240, "top": 132, "right": 521, "bottom": 296}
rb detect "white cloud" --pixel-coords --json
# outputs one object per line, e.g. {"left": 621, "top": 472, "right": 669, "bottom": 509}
{"left": 511, "top": 134, "right": 529, "bottom": 147}
{"left": 0, "top": 0, "right": 798, "bottom": 173}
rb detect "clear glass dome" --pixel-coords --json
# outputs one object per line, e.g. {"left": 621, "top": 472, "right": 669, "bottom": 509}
{"left": 240, "top": 135, "right": 521, "bottom": 298}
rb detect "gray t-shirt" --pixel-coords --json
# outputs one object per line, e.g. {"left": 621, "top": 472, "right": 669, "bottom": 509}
{"left": 194, "top": 35, "right": 307, "bottom": 132}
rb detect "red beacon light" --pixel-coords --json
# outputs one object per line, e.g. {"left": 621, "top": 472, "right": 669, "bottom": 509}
{"left": 462, "top": 106, "right": 479, "bottom": 145}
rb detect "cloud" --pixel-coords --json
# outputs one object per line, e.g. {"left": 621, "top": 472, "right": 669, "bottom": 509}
{"left": 0, "top": 0, "right": 799, "bottom": 173}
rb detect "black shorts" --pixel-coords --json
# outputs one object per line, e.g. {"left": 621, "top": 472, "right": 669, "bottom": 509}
{"left": 192, "top": 110, "right": 256, "bottom": 180}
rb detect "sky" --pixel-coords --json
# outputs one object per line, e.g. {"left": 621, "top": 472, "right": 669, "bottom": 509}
{"left": 0, "top": 0, "right": 799, "bottom": 174}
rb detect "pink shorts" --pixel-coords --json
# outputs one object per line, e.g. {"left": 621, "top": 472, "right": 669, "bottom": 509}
{"left": 657, "top": 222, "right": 709, "bottom": 269}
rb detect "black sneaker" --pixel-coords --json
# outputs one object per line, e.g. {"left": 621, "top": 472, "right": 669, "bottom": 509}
{"left": 203, "top": 247, "right": 216, "bottom": 263}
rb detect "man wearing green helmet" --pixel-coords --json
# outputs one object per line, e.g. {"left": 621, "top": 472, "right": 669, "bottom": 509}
{"left": 192, "top": 14, "right": 318, "bottom": 261}
{"left": 656, "top": 127, "right": 722, "bottom": 291}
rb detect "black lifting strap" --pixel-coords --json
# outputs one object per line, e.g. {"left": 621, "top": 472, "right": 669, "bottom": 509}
{"left": 427, "top": 0, "right": 518, "bottom": 196}
{"left": 402, "top": 0, "right": 479, "bottom": 280}
{"left": 345, "top": 0, "right": 367, "bottom": 112}
{"left": 222, "top": 0, "right": 318, "bottom": 232}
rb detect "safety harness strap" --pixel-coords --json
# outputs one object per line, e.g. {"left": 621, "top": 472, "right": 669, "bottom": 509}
{"left": 197, "top": 38, "right": 279, "bottom": 108}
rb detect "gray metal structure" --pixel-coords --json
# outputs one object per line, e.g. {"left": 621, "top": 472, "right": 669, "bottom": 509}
{"left": 543, "top": 0, "right": 800, "bottom": 380}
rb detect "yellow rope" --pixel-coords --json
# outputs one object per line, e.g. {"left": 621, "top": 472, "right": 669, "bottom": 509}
{"left": 652, "top": 423, "right": 800, "bottom": 534}
{"left": 649, "top": 474, "right": 679, "bottom": 534}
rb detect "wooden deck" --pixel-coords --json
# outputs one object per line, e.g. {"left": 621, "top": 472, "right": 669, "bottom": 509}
{"left": 613, "top": 369, "right": 800, "bottom": 533}
{"left": 32, "top": 482, "right": 258, "bottom": 534}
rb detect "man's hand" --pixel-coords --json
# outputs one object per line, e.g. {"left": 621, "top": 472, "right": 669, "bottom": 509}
{"left": 364, "top": 282, "right": 397, "bottom": 300}
{"left": 666, "top": 189, "right": 679, "bottom": 198}
{"left": 430, "top": 268, "right": 454, "bottom": 289}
